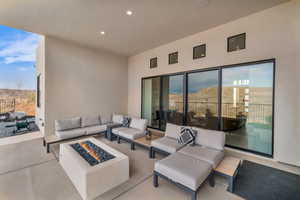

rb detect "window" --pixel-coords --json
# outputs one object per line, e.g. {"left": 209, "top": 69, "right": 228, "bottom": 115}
{"left": 187, "top": 70, "right": 219, "bottom": 130}
{"left": 141, "top": 59, "right": 275, "bottom": 157}
{"left": 168, "top": 52, "right": 178, "bottom": 65}
{"left": 227, "top": 33, "right": 246, "bottom": 52}
{"left": 150, "top": 57, "right": 158, "bottom": 68}
{"left": 141, "top": 77, "right": 161, "bottom": 128}
{"left": 193, "top": 44, "right": 206, "bottom": 59}
{"left": 37, "top": 74, "right": 41, "bottom": 108}
{"left": 222, "top": 62, "right": 274, "bottom": 156}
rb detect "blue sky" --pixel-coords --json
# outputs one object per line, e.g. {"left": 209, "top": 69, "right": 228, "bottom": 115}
{"left": 0, "top": 25, "right": 40, "bottom": 90}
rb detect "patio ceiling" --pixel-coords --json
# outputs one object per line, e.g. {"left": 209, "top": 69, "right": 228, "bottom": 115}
{"left": 0, "top": 0, "right": 289, "bottom": 56}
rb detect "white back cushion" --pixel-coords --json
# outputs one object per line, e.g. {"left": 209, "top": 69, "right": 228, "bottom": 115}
{"left": 55, "top": 117, "right": 81, "bottom": 131}
{"left": 130, "top": 118, "right": 148, "bottom": 132}
{"left": 112, "top": 114, "right": 123, "bottom": 124}
{"left": 165, "top": 123, "right": 181, "bottom": 139}
{"left": 81, "top": 115, "right": 101, "bottom": 127}
{"left": 194, "top": 127, "right": 225, "bottom": 151}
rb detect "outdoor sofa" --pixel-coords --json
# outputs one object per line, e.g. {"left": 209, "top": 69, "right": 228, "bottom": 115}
{"left": 44, "top": 114, "right": 123, "bottom": 153}
{"left": 113, "top": 117, "right": 148, "bottom": 150}
{"left": 153, "top": 123, "right": 225, "bottom": 200}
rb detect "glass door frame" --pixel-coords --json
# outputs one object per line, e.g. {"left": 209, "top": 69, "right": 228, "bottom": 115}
{"left": 141, "top": 58, "right": 275, "bottom": 158}
{"left": 220, "top": 59, "right": 275, "bottom": 158}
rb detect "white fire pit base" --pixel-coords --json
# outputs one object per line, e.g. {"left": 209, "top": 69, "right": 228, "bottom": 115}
{"left": 59, "top": 137, "right": 129, "bottom": 200}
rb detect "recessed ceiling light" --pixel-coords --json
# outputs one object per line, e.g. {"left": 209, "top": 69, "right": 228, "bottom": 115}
{"left": 126, "top": 10, "right": 133, "bottom": 16}
{"left": 100, "top": 31, "right": 105, "bottom": 35}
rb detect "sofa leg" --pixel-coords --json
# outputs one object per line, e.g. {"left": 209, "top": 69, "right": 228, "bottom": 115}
{"left": 152, "top": 149, "right": 156, "bottom": 159}
{"left": 209, "top": 172, "right": 215, "bottom": 187}
{"left": 153, "top": 173, "right": 158, "bottom": 187}
{"left": 149, "top": 147, "right": 153, "bottom": 158}
{"left": 131, "top": 142, "right": 135, "bottom": 150}
{"left": 191, "top": 191, "right": 197, "bottom": 200}
{"left": 117, "top": 136, "right": 120, "bottom": 144}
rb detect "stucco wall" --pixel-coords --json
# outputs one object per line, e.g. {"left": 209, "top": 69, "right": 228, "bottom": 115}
{"left": 41, "top": 37, "right": 128, "bottom": 137}
{"left": 128, "top": 1, "right": 300, "bottom": 166}
{"left": 35, "top": 36, "right": 45, "bottom": 136}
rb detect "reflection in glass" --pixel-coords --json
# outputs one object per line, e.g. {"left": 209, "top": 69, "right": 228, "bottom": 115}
{"left": 161, "top": 75, "right": 184, "bottom": 130}
{"left": 222, "top": 62, "right": 274, "bottom": 155}
{"left": 142, "top": 77, "right": 160, "bottom": 128}
{"left": 187, "top": 70, "right": 219, "bottom": 130}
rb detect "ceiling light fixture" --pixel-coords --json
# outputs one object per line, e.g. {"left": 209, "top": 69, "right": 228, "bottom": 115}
{"left": 126, "top": 10, "right": 133, "bottom": 16}
{"left": 100, "top": 31, "right": 105, "bottom": 35}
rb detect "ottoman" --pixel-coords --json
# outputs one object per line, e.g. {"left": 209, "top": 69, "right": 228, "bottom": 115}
{"left": 59, "top": 138, "right": 129, "bottom": 200}
{"left": 153, "top": 152, "right": 214, "bottom": 200}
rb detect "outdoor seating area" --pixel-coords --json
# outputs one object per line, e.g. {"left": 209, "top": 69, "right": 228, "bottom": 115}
{"left": 0, "top": 0, "right": 299, "bottom": 200}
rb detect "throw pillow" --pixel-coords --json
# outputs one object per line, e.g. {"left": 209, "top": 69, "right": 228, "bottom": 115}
{"left": 122, "top": 116, "right": 131, "bottom": 127}
{"left": 177, "top": 127, "right": 197, "bottom": 145}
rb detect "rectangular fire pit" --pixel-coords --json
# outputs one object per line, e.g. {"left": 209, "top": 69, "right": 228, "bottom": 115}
{"left": 60, "top": 137, "right": 129, "bottom": 200}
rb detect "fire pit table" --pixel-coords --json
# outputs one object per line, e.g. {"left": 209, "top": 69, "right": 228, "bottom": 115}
{"left": 59, "top": 137, "right": 129, "bottom": 200}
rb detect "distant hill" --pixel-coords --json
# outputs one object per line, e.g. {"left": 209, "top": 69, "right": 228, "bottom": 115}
{"left": 0, "top": 89, "right": 35, "bottom": 98}
{"left": 0, "top": 89, "right": 36, "bottom": 116}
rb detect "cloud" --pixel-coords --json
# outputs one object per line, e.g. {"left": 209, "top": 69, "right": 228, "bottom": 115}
{"left": 17, "top": 66, "right": 31, "bottom": 71}
{"left": 0, "top": 34, "right": 40, "bottom": 64}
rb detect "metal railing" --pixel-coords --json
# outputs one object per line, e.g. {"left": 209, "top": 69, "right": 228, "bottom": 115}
{"left": 0, "top": 99, "right": 15, "bottom": 114}
{"left": 171, "top": 101, "right": 272, "bottom": 124}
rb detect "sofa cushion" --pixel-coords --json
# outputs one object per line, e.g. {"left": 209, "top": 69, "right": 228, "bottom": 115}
{"left": 179, "top": 145, "right": 224, "bottom": 168}
{"left": 55, "top": 128, "right": 86, "bottom": 139}
{"left": 151, "top": 137, "right": 185, "bottom": 154}
{"left": 129, "top": 118, "right": 147, "bottom": 132}
{"left": 154, "top": 152, "right": 212, "bottom": 191}
{"left": 112, "top": 114, "right": 123, "bottom": 124}
{"left": 165, "top": 123, "right": 181, "bottom": 139}
{"left": 55, "top": 117, "right": 81, "bottom": 131}
{"left": 112, "top": 127, "right": 128, "bottom": 135}
{"left": 116, "top": 128, "right": 145, "bottom": 140}
{"left": 83, "top": 125, "right": 107, "bottom": 135}
{"left": 81, "top": 115, "right": 101, "bottom": 127}
{"left": 194, "top": 127, "right": 225, "bottom": 151}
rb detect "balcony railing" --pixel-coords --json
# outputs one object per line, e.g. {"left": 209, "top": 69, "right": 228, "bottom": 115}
{"left": 172, "top": 101, "right": 272, "bottom": 124}
{"left": 0, "top": 99, "right": 15, "bottom": 114}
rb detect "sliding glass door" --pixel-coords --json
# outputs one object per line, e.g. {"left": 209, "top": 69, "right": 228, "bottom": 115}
{"left": 161, "top": 75, "right": 184, "bottom": 130}
{"left": 141, "top": 77, "right": 160, "bottom": 128}
{"left": 221, "top": 62, "right": 274, "bottom": 156}
{"left": 187, "top": 70, "right": 219, "bottom": 130}
{"left": 141, "top": 59, "right": 274, "bottom": 157}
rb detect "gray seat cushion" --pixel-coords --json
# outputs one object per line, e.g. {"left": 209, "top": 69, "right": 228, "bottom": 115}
{"left": 179, "top": 145, "right": 224, "bottom": 168}
{"left": 115, "top": 127, "right": 145, "bottom": 140}
{"left": 193, "top": 127, "right": 225, "bottom": 151}
{"left": 55, "top": 117, "right": 81, "bottom": 131}
{"left": 55, "top": 128, "right": 86, "bottom": 139}
{"left": 112, "top": 114, "right": 124, "bottom": 124}
{"left": 83, "top": 125, "right": 107, "bottom": 135}
{"left": 155, "top": 152, "right": 212, "bottom": 191}
{"left": 130, "top": 118, "right": 148, "bottom": 132}
{"left": 112, "top": 127, "right": 128, "bottom": 135}
{"left": 165, "top": 123, "right": 181, "bottom": 139}
{"left": 151, "top": 137, "right": 185, "bottom": 154}
{"left": 81, "top": 115, "right": 101, "bottom": 127}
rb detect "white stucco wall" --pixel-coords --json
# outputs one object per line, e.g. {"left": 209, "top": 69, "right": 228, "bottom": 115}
{"left": 38, "top": 36, "right": 128, "bottom": 137}
{"left": 128, "top": 1, "right": 300, "bottom": 166}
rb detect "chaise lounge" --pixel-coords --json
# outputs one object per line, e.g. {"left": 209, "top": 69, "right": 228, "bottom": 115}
{"left": 153, "top": 125, "right": 225, "bottom": 200}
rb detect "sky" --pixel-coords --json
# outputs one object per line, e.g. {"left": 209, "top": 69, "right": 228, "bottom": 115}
{"left": 0, "top": 25, "right": 40, "bottom": 90}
